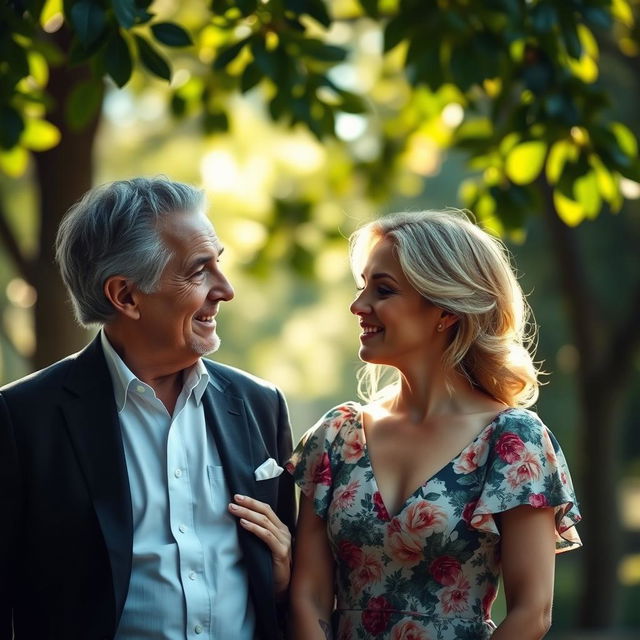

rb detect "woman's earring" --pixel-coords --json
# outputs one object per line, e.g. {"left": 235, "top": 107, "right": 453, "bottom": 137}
{"left": 437, "top": 323, "right": 444, "bottom": 332}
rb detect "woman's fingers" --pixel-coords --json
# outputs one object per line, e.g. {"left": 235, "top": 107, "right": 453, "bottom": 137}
{"left": 229, "top": 495, "right": 289, "bottom": 542}
{"left": 228, "top": 494, "right": 292, "bottom": 595}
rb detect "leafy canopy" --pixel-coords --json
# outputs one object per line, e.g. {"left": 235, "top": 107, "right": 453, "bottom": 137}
{"left": 1, "top": 0, "right": 639, "bottom": 230}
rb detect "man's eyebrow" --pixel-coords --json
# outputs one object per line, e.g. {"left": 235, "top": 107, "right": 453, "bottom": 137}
{"left": 185, "top": 246, "right": 224, "bottom": 271}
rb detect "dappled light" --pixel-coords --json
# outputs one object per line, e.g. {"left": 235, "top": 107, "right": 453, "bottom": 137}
{"left": 1, "top": 0, "right": 640, "bottom": 634}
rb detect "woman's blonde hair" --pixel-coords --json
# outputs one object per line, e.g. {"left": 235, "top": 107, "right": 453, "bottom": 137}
{"left": 350, "top": 209, "right": 540, "bottom": 408}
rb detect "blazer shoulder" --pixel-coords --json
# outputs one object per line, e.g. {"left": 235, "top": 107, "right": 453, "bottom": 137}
{"left": 203, "top": 358, "right": 281, "bottom": 396}
{"left": 0, "top": 352, "right": 78, "bottom": 400}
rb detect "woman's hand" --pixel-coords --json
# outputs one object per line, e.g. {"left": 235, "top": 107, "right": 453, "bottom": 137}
{"left": 228, "top": 494, "right": 292, "bottom": 597}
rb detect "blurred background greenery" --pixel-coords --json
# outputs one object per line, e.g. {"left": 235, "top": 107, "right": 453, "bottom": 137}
{"left": 1, "top": 0, "right": 639, "bottom": 635}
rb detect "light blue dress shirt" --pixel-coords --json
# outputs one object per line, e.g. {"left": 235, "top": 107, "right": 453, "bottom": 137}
{"left": 101, "top": 332, "right": 255, "bottom": 640}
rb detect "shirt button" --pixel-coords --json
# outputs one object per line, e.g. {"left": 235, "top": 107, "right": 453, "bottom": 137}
{"left": 136, "top": 385, "right": 145, "bottom": 393}
{"left": 174, "top": 468, "right": 182, "bottom": 478}
{"left": 189, "top": 570, "right": 197, "bottom": 580}
{"left": 194, "top": 625, "right": 203, "bottom": 634}
{"left": 179, "top": 524, "right": 187, "bottom": 533}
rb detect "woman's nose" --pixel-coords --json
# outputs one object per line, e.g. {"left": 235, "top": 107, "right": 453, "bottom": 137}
{"left": 350, "top": 291, "right": 368, "bottom": 316}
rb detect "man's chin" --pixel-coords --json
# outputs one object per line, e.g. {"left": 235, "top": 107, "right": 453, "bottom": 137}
{"left": 191, "top": 336, "right": 221, "bottom": 357}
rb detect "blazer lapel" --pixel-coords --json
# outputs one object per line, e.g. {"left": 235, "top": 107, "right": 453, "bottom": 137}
{"left": 61, "top": 336, "right": 132, "bottom": 619}
{"left": 201, "top": 374, "right": 277, "bottom": 633}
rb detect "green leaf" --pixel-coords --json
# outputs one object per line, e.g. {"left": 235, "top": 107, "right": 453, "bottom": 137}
{"left": 561, "top": 20, "right": 582, "bottom": 59}
{"left": 0, "top": 145, "right": 29, "bottom": 177}
{"left": 134, "top": 34, "right": 171, "bottom": 81}
{"left": 588, "top": 154, "right": 617, "bottom": 203}
{"left": 170, "top": 93, "right": 187, "bottom": 117}
{"left": 203, "top": 110, "right": 229, "bottom": 133}
{"left": 546, "top": 140, "right": 578, "bottom": 184}
{"left": 269, "top": 91, "right": 288, "bottom": 121}
{"left": 112, "top": 0, "right": 138, "bottom": 28}
{"left": 236, "top": 0, "right": 257, "bottom": 16}
{"left": 105, "top": 30, "right": 132, "bottom": 87}
{"left": 573, "top": 170, "right": 601, "bottom": 218}
{"left": 65, "top": 79, "right": 104, "bottom": 131}
{"left": 384, "top": 14, "right": 411, "bottom": 53}
{"left": 3, "top": 38, "right": 30, "bottom": 83}
{"left": 251, "top": 38, "right": 280, "bottom": 79}
{"left": 531, "top": 3, "right": 556, "bottom": 33}
{"left": 358, "top": 0, "right": 379, "bottom": 18}
{"left": 151, "top": 22, "right": 193, "bottom": 48}
{"left": 337, "top": 89, "right": 367, "bottom": 114}
{"left": 296, "top": 38, "right": 346, "bottom": 62}
{"left": 583, "top": 7, "right": 612, "bottom": 30}
{"left": 240, "top": 60, "right": 262, "bottom": 93}
{"left": 505, "top": 141, "right": 547, "bottom": 185}
{"left": 213, "top": 36, "right": 251, "bottom": 70}
{"left": 302, "top": 0, "right": 331, "bottom": 28}
{"left": 0, "top": 106, "right": 24, "bottom": 149}
{"left": 20, "top": 118, "right": 61, "bottom": 151}
{"left": 450, "top": 45, "right": 481, "bottom": 91}
{"left": 553, "top": 190, "right": 585, "bottom": 226}
{"left": 70, "top": 0, "right": 107, "bottom": 48}
{"left": 610, "top": 122, "right": 638, "bottom": 158}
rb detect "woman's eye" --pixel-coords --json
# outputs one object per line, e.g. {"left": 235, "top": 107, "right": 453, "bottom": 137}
{"left": 377, "top": 286, "right": 395, "bottom": 296}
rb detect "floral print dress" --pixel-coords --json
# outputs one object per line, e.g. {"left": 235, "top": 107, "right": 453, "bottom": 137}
{"left": 287, "top": 402, "right": 581, "bottom": 640}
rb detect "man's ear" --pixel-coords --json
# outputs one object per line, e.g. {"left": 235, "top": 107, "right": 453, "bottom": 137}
{"left": 103, "top": 276, "right": 140, "bottom": 320}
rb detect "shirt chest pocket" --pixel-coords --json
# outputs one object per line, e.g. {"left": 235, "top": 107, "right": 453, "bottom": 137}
{"left": 207, "top": 465, "right": 231, "bottom": 512}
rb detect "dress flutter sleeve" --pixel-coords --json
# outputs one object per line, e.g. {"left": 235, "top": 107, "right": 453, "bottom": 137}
{"left": 286, "top": 403, "right": 356, "bottom": 520}
{"left": 470, "top": 409, "right": 582, "bottom": 552}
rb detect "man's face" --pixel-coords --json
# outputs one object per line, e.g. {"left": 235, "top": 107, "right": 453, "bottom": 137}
{"left": 133, "top": 209, "right": 234, "bottom": 371}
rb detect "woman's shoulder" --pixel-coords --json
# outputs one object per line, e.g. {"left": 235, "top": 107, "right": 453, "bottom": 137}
{"left": 314, "top": 400, "right": 363, "bottom": 436}
{"left": 490, "top": 406, "right": 549, "bottom": 445}
{"left": 300, "top": 401, "right": 363, "bottom": 444}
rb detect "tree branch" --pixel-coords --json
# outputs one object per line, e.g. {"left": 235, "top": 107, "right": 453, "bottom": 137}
{"left": 0, "top": 200, "right": 34, "bottom": 284}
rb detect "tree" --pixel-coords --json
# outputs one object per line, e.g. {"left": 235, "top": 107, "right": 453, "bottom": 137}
{"left": 2, "top": 0, "right": 639, "bottom": 628}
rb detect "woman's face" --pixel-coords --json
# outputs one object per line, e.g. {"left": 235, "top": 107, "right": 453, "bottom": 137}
{"left": 350, "top": 237, "right": 446, "bottom": 370}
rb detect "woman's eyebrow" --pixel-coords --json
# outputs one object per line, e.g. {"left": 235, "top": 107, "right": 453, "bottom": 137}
{"left": 370, "top": 271, "right": 399, "bottom": 284}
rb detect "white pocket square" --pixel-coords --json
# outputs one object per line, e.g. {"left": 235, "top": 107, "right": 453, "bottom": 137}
{"left": 254, "top": 457, "right": 284, "bottom": 481}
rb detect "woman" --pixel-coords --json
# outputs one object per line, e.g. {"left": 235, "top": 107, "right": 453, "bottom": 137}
{"left": 287, "top": 210, "right": 581, "bottom": 640}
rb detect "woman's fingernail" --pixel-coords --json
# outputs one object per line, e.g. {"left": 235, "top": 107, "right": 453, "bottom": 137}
{"left": 235, "top": 494, "right": 245, "bottom": 501}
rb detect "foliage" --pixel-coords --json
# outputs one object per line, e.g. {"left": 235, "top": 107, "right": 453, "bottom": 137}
{"left": 2, "top": 0, "right": 640, "bottom": 231}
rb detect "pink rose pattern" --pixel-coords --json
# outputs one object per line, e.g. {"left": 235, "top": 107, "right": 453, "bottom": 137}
{"left": 288, "top": 403, "right": 582, "bottom": 639}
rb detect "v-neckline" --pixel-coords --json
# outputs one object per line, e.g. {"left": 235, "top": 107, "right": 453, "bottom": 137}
{"left": 355, "top": 404, "right": 513, "bottom": 520}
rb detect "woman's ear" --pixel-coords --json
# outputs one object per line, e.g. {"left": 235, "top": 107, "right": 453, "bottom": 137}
{"left": 440, "top": 310, "right": 459, "bottom": 330}
{"left": 103, "top": 276, "right": 140, "bottom": 320}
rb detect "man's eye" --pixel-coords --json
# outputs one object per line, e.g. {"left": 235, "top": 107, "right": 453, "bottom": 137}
{"left": 191, "top": 268, "right": 206, "bottom": 278}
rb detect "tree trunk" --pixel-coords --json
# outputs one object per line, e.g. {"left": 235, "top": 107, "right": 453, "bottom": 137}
{"left": 577, "top": 379, "right": 623, "bottom": 627}
{"left": 31, "top": 29, "right": 101, "bottom": 369}
{"left": 537, "top": 177, "right": 623, "bottom": 628}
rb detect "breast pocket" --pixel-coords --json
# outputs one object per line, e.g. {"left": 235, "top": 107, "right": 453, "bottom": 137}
{"left": 207, "top": 465, "right": 231, "bottom": 512}
{"left": 255, "top": 475, "right": 280, "bottom": 503}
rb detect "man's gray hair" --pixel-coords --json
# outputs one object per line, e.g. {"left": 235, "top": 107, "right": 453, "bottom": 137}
{"left": 55, "top": 176, "right": 205, "bottom": 326}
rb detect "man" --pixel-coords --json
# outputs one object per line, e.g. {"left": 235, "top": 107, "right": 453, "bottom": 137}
{"left": 0, "top": 177, "right": 296, "bottom": 640}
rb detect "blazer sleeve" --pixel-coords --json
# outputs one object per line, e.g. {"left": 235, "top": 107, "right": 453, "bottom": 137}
{"left": 0, "top": 393, "right": 20, "bottom": 640}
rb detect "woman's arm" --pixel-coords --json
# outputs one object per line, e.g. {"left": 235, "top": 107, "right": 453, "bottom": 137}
{"left": 492, "top": 505, "right": 557, "bottom": 639}
{"left": 289, "top": 493, "right": 336, "bottom": 640}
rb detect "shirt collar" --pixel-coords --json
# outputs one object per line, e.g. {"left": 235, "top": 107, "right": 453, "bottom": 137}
{"left": 100, "top": 330, "right": 210, "bottom": 412}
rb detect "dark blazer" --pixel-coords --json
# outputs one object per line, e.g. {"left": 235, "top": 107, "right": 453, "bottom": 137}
{"left": 0, "top": 336, "right": 296, "bottom": 640}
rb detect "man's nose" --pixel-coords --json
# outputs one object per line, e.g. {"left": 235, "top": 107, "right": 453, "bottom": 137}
{"left": 211, "top": 273, "right": 235, "bottom": 302}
